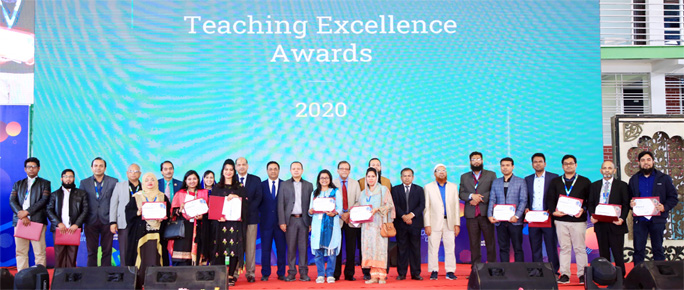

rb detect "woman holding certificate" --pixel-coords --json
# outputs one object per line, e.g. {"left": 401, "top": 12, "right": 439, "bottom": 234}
{"left": 358, "top": 168, "right": 395, "bottom": 284}
{"left": 125, "top": 172, "right": 170, "bottom": 287}
{"left": 171, "top": 170, "right": 209, "bottom": 266}
{"left": 307, "top": 169, "right": 343, "bottom": 284}
{"left": 207, "top": 159, "right": 248, "bottom": 287}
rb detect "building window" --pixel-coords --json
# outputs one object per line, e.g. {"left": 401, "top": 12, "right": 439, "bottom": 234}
{"left": 666, "top": 75, "right": 684, "bottom": 114}
{"left": 601, "top": 73, "right": 651, "bottom": 144}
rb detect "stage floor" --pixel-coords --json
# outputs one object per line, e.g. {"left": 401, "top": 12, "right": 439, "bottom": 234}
{"left": 6, "top": 262, "right": 631, "bottom": 289}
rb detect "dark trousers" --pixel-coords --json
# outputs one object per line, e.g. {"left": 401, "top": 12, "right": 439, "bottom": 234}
{"left": 334, "top": 223, "right": 361, "bottom": 279}
{"left": 85, "top": 220, "right": 113, "bottom": 267}
{"left": 496, "top": 222, "right": 524, "bottom": 262}
{"left": 118, "top": 228, "right": 128, "bottom": 267}
{"left": 260, "top": 225, "right": 287, "bottom": 278}
{"left": 528, "top": 226, "right": 560, "bottom": 273}
{"left": 286, "top": 216, "right": 309, "bottom": 277}
{"left": 595, "top": 224, "right": 626, "bottom": 276}
{"left": 396, "top": 226, "right": 421, "bottom": 277}
{"left": 632, "top": 219, "right": 666, "bottom": 266}
{"left": 54, "top": 244, "right": 78, "bottom": 268}
{"left": 466, "top": 216, "right": 496, "bottom": 263}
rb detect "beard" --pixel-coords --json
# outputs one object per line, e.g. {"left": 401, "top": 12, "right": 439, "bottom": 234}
{"left": 603, "top": 174, "right": 613, "bottom": 179}
{"left": 640, "top": 167, "right": 654, "bottom": 175}
{"left": 470, "top": 164, "right": 483, "bottom": 172}
{"left": 62, "top": 182, "right": 76, "bottom": 190}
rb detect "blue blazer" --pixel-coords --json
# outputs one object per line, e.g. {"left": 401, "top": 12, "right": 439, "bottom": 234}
{"left": 260, "top": 179, "right": 283, "bottom": 230}
{"left": 158, "top": 178, "right": 181, "bottom": 197}
{"left": 242, "top": 174, "right": 263, "bottom": 225}
{"left": 524, "top": 171, "right": 559, "bottom": 211}
{"left": 628, "top": 169, "right": 678, "bottom": 224}
{"left": 488, "top": 175, "right": 527, "bottom": 225}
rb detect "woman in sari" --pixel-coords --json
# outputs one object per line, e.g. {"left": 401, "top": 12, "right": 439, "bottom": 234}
{"left": 359, "top": 167, "right": 395, "bottom": 284}
{"left": 171, "top": 170, "right": 209, "bottom": 266}
{"left": 307, "top": 169, "right": 343, "bottom": 284}
{"left": 125, "top": 172, "right": 170, "bottom": 288}
{"left": 201, "top": 170, "right": 216, "bottom": 193}
{"left": 206, "top": 159, "right": 248, "bottom": 286}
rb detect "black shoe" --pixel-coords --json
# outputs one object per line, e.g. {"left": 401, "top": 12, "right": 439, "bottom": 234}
{"left": 446, "top": 272, "right": 457, "bottom": 280}
{"left": 363, "top": 275, "right": 371, "bottom": 281}
{"left": 411, "top": 276, "right": 423, "bottom": 281}
{"left": 334, "top": 276, "right": 340, "bottom": 281}
{"left": 430, "top": 271, "right": 438, "bottom": 280}
{"left": 557, "top": 275, "right": 569, "bottom": 284}
{"left": 261, "top": 276, "right": 269, "bottom": 281}
{"left": 277, "top": 275, "right": 286, "bottom": 281}
{"left": 396, "top": 275, "right": 406, "bottom": 280}
{"left": 300, "top": 276, "right": 311, "bottom": 282}
{"left": 345, "top": 277, "right": 357, "bottom": 281}
{"left": 247, "top": 276, "right": 255, "bottom": 283}
{"left": 284, "top": 275, "right": 296, "bottom": 282}
{"left": 579, "top": 275, "right": 585, "bottom": 284}
{"left": 228, "top": 278, "right": 236, "bottom": 286}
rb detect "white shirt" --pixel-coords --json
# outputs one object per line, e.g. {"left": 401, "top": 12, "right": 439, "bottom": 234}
{"left": 532, "top": 172, "right": 545, "bottom": 211}
{"left": 292, "top": 180, "right": 302, "bottom": 215}
{"left": 22, "top": 176, "right": 36, "bottom": 212}
{"left": 600, "top": 177, "right": 614, "bottom": 204}
{"left": 238, "top": 174, "right": 248, "bottom": 187}
{"left": 268, "top": 178, "right": 280, "bottom": 197}
{"left": 61, "top": 187, "right": 71, "bottom": 227}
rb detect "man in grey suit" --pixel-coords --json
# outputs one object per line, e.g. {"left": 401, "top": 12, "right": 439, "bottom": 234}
{"left": 109, "top": 163, "right": 141, "bottom": 266}
{"left": 80, "top": 157, "right": 119, "bottom": 267}
{"left": 487, "top": 157, "right": 527, "bottom": 262}
{"left": 459, "top": 151, "right": 497, "bottom": 264}
{"left": 277, "top": 161, "right": 313, "bottom": 282}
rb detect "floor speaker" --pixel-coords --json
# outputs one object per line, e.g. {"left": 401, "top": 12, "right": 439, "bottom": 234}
{"left": 1, "top": 268, "right": 14, "bottom": 290}
{"left": 624, "top": 260, "right": 683, "bottom": 289}
{"left": 13, "top": 265, "right": 48, "bottom": 290}
{"left": 51, "top": 266, "right": 136, "bottom": 290}
{"left": 467, "top": 262, "right": 558, "bottom": 290}
{"left": 143, "top": 265, "right": 227, "bottom": 290}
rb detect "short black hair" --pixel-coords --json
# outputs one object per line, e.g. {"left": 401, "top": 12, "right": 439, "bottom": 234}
{"left": 337, "top": 161, "right": 350, "bottom": 169}
{"left": 469, "top": 151, "right": 483, "bottom": 160}
{"left": 531, "top": 153, "right": 546, "bottom": 162}
{"left": 91, "top": 157, "right": 106, "bottom": 167}
{"left": 638, "top": 151, "right": 654, "bottom": 161}
{"left": 290, "top": 161, "right": 303, "bottom": 169}
{"left": 24, "top": 157, "right": 40, "bottom": 168}
{"left": 368, "top": 158, "right": 381, "bottom": 167}
{"left": 267, "top": 161, "right": 280, "bottom": 170}
{"left": 401, "top": 168, "right": 414, "bottom": 175}
{"left": 561, "top": 155, "right": 577, "bottom": 164}
{"left": 160, "top": 160, "right": 174, "bottom": 171}
{"left": 61, "top": 169, "right": 74, "bottom": 176}
{"left": 500, "top": 157, "right": 514, "bottom": 165}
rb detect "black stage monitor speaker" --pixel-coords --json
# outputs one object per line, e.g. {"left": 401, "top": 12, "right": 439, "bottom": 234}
{"left": 624, "top": 260, "right": 684, "bottom": 290}
{"left": 13, "top": 265, "right": 48, "bottom": 290}
{"left": 584, "top": 257, "right": 623, "bottom": 289}
{"left": 468, "top": 262, "right": 558, "bottom": 290}
{"left": 144, "top": 265, "right": 226, "bottom": 290}
{"left": 51, "top": 266, "right": 136, "bottom": 289}
{"left": 1, "top": 268, "right": 14, "bottom": 290}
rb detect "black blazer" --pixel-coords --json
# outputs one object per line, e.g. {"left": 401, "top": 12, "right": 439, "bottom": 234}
{"left": 588, "top": 178, "right": 630, "bottom": 234}
{"left": 524, "top": 171, "right": 560, "bottom": 211}
{"left": 628, "top": 169, "right": 679, "bottom": 224}
{"left": 391, "top": 183, "right": 425, "bottom": 230}
{"left": 47, "top": 188, "right": 89, "bottom": 232}
{"left": 10, "top": 177, "right": 51, "bottom": 226}
{"left": 241, "top": 174, "right": 263, "bottom": 225}
{"left": 80, "top": 175, "right": 119, "bottom": 225}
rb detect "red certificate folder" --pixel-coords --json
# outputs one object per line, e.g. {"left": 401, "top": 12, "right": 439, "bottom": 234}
{"left": 55, "top": 228, "right": 82, "bottom": 246}
{"left": 632, "top": 197, "right": 661, "bottom": 216}
{"left": 14, "top": 222, "right": 44, "bottom": 241}
{"left": 592, "top": 204, "right": 622, "bottom": 223}
{"left": 208, "top": 195, "right": 225, "bottom": 220}
{"left": 525, "top": 210, "right": 552, "bottom": 228}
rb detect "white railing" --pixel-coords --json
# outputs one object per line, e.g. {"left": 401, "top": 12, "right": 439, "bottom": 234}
{"left": 601, "top": 0, "right": 683, "bottom": 46}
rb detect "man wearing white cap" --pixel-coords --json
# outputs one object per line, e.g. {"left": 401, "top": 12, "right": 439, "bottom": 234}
{"left": 423, "top": 164, "right": 460, "bottom": 280}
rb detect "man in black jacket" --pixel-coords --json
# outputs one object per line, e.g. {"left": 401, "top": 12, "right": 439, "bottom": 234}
{"left": 9, "top": 157, "right": 51, "bottom": 271}
{"left": 47, "top": 169, "right": 89, "bottom": 268}
{"left": 391, "top": 168, "right": 425, "bottom": 281}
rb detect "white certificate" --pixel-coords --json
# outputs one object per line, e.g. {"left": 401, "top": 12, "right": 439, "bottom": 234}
{"left": 525, "top": 211, "right": 549, "bottom": 223}
{"left": 633, "top": 198, "right": 659, "bottom": 216}
{"left": 595, "top": 204, "right": 620, "bottom": 217}
{"left": 184, "top": 198, "right": 209, "bottom": 217}
{"left": 222, "top": 197, "right": 242, "bottom": 221}
{"left": 556, "top": 195, "right": 583, "bottom": 216}
{"left": 142, "top": 202, "right": 166, "bottom": 220}
{"left": 312, "top": 197, "right": 335, "bottom": 213}
{"left": 493, "top": 204, "right": 516, "bottom": 221}
{"left": 349, "top": 205, "right": 373, "bottom": 223}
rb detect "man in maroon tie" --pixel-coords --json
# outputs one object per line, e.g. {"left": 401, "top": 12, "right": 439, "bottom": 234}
{"left": 333, "top": 161, "right": 362, "bottom": 281}
{"left": 459, "top": 152, "right": 497, "bottom": 264}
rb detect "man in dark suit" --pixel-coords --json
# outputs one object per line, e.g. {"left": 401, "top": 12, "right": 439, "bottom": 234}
{"left": 259, "top": 161, "right": 287, "bottom": 281}
{"left": 47, "top": 169, "right": 89, "bottom": 268}
{"left": 80, "top": 157, "right": 119, "bottom": 267}
{"left": 391, "top": 168, "right": 425, "bottom": 280}
{"left": 10, "top": 157, "right": 51, "bottom": 271}
{"left": 628, "top": 151, "right": 678, "bottom": 266}
{"left": 277, "top": 161, "right": 313, "bottom": 282}
{"left": 459, "top": 151, "right": 497, "bottom": 264}
{"left": 488, "top": 157, "right": 527, "bottom": 262}
{"left": 524, "top": 153, "right": 560, "bottom": 274}
{"left": 236, "top": 157, "right": 263, "bottom": 283}
{"left": 588, "top": 161, "right": 629, "bottom": 277}
{"left": 158, "top": 160, "right": 181, "bottom": 201}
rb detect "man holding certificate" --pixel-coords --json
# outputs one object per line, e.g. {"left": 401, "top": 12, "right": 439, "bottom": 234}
{"left": 47, "top": 169, "right": 89, "bottom": 268}
{"left": 487, "top": 157, "right": 527, "bottom": 263}
{"left": 588, "top": 161, "right": 629, "bottom": 277}
{"left": 628, "top": 151, "right": 678, "bottom": 266}
{"left": 546, "top": 155, "right": 591, "bottom": 284}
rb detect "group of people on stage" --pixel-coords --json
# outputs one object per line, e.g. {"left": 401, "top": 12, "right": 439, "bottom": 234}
{"left": 10, "top": 151, "right": 679, "bottom": 287}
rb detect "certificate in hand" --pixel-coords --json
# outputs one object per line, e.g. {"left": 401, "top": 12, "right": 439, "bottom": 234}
{"left": 55, "top": 228, "right": 82, "bottom": 246}
{"left": 14, "top": 221, "right": 44, "bottom": 241}
{"left": 312, "top": 197, "right": 335, "bottom": 213}
{"left": 142, "top": 202, "right": 167, "bottom": 220}
{"left": 493, "top": 204, "right": 516, "bottom": 222}
{"left": 349, "top": 205, "right": 373, "bottom": 223}
{"left": 222, "top": 197, "right": 242, "bottom": 221}
{"left": 184, "top": 198, "right": 209, "bottom": 218}
{"left": 593, "top": 204, "right": 621, "bottom": 222}
{"left": 525, "top": 211, "right": 550, "bottom": 223}
{"left": 556, "top": 195, "right": 583, "bottom": 216}
{"left": 632, "top": 197, "right": 660, "bottom": 217}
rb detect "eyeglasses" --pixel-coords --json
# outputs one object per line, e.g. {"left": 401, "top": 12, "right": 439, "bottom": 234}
{"left": 338, "top": 168, "right": 350, "bottom": 171}
{"left": 320, "top": 177, "right": 330, "bottom": 180}
{"left": 471, "top": 158, "right": 482, "bottom": 161}
{"left": 25, "top": 165, "right": 38, "bottom": 169}
{"left": 128, "top": 170, "right": 141, "bottom": 173}
{"left": 563, "top": 162, "right": 576, "bottom": 166}
{"left": 435, "top": 170, "right": 446, "bottom": 173}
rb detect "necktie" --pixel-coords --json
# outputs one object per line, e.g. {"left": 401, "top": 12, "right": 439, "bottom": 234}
{"left": 165, "top": 181, "right": 170, "bottom": 199}
{"left": 602, "top": 181, "right": 611, "bottom": 204}
{"left": 342, "top": 181, "right": 348, "bottom": 210}
{"left": 271, "top": 181, "right": 276, "bottom": 199}
{"left": 240, "top": 177, "right": 245, "bottom": 186}
{"left": 473, "top": 174, "right": 481, "bottom": 217}
{"left": 405, "top": 185, "right": 410, "bottom": 210}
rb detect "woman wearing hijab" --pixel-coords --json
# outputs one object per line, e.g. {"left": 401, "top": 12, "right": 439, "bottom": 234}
{"left": 307, "top": 169, "right": 343, "bottom": 284}
{"left": 171, "top": 170, "right": 209, "bottom": 266}
{"left": 206, "top": 159, "right": 248, "bottom": 286}
{"left": 201, "top": 170, "right": 216, "bottom": 193}
{"left": 359, "top": 167, "right": 395, "bottom": 284}
{"left": 125, "top": 172, "right": 170, "bottom": 288}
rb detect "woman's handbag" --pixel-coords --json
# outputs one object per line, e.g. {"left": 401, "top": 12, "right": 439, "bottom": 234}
{"left": 164, "top": 220, "right": 185, "bottom": 240}
{"left": 380, "top": 213, "right": 396, "bottom": 237}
